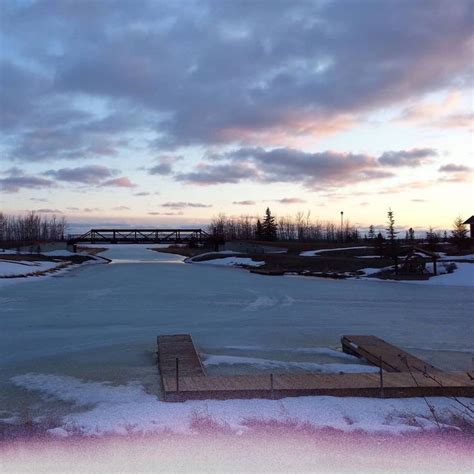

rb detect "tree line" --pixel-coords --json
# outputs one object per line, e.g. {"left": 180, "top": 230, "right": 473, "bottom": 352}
{"left": 0, "top": 212, "right": 68, "bottom": 242}
{"left": 209, "top": 208, "right": 471, "bottom": 247}
{"left": 208, "top": 208, "right": 360, "bottom": 242}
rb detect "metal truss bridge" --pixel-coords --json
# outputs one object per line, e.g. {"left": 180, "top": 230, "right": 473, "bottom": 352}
{"left": 68, "top": 228, "right": 209, "bottom": 244}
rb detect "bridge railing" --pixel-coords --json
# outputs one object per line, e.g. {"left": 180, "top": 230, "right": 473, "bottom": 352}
{"left": 69, "top": 228, "right": 210, "bottom": 244}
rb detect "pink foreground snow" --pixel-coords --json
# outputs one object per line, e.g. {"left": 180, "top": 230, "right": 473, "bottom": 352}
{"left": 1, "top": 429, "right": 472, "bottom": 473}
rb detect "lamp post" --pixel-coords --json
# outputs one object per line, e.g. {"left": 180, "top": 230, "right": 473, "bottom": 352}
{"left": 340, "top": 211, "right": 344, "bottom": 242}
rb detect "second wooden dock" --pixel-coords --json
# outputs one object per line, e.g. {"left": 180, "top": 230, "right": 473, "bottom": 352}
{"left": 341, "top": 335, "right": 441, "bottom": 373}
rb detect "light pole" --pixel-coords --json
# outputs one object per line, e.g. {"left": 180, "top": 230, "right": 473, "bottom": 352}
{"left": 340, "top": 211, "right": 344, "bottom": 242}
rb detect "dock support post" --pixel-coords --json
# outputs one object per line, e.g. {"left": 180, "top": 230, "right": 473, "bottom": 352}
{"left": 270, "top": 373, "right": 274, "bottom": 399}
{"left": 175, "top": 357, "right": 179, "bottom": 393}
{"left": 379, "top": 357, "right": 384, "bottom": 398}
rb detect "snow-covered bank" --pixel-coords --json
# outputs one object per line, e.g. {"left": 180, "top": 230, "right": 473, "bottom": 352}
{"left": 300, "top": 246, "right": 370, "bottom": 257}
{"left": 0, "top": 260, "right": 59, "bottom": 277}
{"left": 407, "top": 262, "right": 474, "bottom": 287}
{"left": 191, "top": 256, "right": 265, "bottom": 267}
{"left": 0, "top": 256, "right": 103, "bottom": 288}
{"left": 9, "top": 373, "right": 473, "bottom": 437}
{"left": 353, "top": 262, "right": 474, "bottom": 287}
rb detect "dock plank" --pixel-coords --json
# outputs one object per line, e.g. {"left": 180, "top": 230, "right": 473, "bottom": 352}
{"left": 341, "top": 335, "right": 440, "bottom": 373}
{"left": 162, "top": 372, "right": 474, "bottom": 401}
{"left": 157, "top": 334, "right": 205, "bottom": 378}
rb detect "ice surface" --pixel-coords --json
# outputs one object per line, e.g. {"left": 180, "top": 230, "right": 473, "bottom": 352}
{"left": 1, "top": 244, "right": 473, "bottom": 435}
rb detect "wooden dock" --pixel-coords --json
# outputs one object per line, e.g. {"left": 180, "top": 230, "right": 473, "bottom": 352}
{"left": 161, "top": 372, "right": 474, "bottom": 402}
{"left": 341, "top": 335, "right": 441, "bottom": 373}
{"left": 156, "top": 334, "right": 474, "bottom": 401}
{"left": 157, "top": 334, "right": 205, "bottom": 378}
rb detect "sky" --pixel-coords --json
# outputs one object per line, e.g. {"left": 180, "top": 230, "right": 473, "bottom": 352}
{"left": 0, "top": 0, "right": 473, "bottom": 233}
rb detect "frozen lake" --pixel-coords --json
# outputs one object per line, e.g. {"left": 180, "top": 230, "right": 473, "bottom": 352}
{"left": 1, "top": 244, "right": 473, "bottom": 433}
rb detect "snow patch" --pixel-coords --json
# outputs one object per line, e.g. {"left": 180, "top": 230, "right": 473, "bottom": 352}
{"left": 410, "top": 262, "right": 474, "bottom": 287}
{"left": 300, "top": 246, "right": 370, "bottom": 257}
{"left": 10, "top": 373, "right": 472, "bottom": 436}
{"left": 43, "top": 250, "right": 76, "bottom": 257}
{"left": 244, "top": 295, "right": 278, "bottom": 311}
{"left": 193, "top": 257, "right": 265, "bottom": 267}
{"left": 0, "top": 260, "right": 59, "bottom": 277}
{"left": 202, "top": 354, "right": 379, "bottom": 373}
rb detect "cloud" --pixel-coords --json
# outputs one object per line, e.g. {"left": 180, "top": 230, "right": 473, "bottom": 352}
{"left": 396, "top": 92, "right": 473, "bottom": 130}
{"left": 161, "top": 202, "right": 212, "bottom": 209}
{"left": 45, "top": 165, "right": 117, "bottom": 184}
{"left": 134, "top": 192, "right": 151, "bottom": 196}
{"left": 112, "top": 206, "right": 130, "bottom": 211}
{"left": 0, "top": 168, "right": 55, "bottom": 193}
{"left": 176, "top": 162, "right": 257, "bottom": 185}
{"left": 66, "top": 207, "right": 101, "bottom": 213}
{"left": 438, "top": 163, "right": 473, "bottom": 183}
{"left": 1, "top": 0, "right": 472, "bottom": 160}
{"left": 82, "top": 208, "right": 101, "bottom": 213}
{"left": 175, "top": 147, "right": 407, "bottom": 189}
{"left": 100, "top": 177, "right": 136, "bottom": 188}
{"left": 148, "top": 155, "right": 183, "bottom": 175}
{"left": 435, "top": 113, "right": 474, "bottom": 129}
{"left": 276, "top": 198, "right": 307, "bottom": 204}
{"left": 148, "top": 211, "right": 184, "bottom": 216}
{"left": 378, "top": 148, "right": 437, "bottom": 167}
{"left": 233, "top": 200, "right": 256, "bottom": 205}
{"left": 438, "top": 163, "right": 471, "bottom": 173}
{"left": 42, "top": 165, "right": 136, "bottom": 188}
{"left": 30, "top": 197, "right": 49, "bottom": 202}
{"left": 34, "top": 208, "right": 62, "bottom": 213}
{"left": 411, "top": 199, "right": 427, "bottom": 203}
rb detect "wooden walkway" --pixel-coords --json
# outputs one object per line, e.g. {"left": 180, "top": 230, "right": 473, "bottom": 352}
{"left": 341, "top": 335, "right": 441, "bottom": 373}
{"left": 162, "top": 372, "right": 474, "bottom": 402}
{"left": 156, "top": 334, "right": 474, "bottom": 401}
{"left": 157, "top": 334, "right": 205, "bottom": 378}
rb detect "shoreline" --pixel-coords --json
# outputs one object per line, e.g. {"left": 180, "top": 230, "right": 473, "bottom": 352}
{"left": 153, "top": 246, "right": 474, "bottom": 285}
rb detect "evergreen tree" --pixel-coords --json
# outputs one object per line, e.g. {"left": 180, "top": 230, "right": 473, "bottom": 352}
{"left": 255, "top": 219, "right": 263, "bottom": 241}
{"left": 262, "top": 207, "right": 277, "bottom": 241}
{"left": 374, "top": 232, "right": 385, "bottom": 256}
{"left": 368, "top": 225, "right": 375, "bottom": 240}
{"left": 452, "top": 216, "right": 468, "bottom": 240}
{"left": 385, "top": 208, "right": 399, "bottom": 259}
{"left": 408, "top": 227, "right": 415, "bottom": 241}
{"left": 451, "top": 216, "right": 469, "bottom": 251}
{"left": 426, "top": 226, "right": 439, "bottom": 251}
{"left": 385, "top": 208, "right": 398, "bottom": 242}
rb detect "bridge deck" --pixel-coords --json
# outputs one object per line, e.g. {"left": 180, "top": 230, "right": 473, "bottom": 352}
{"left": 341, "top": 335, "right": 441, "bottom": 373}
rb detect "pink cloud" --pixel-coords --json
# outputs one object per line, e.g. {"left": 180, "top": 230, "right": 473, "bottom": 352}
{"left": 100, "top": 177, "right": 136, "bottom": 188}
